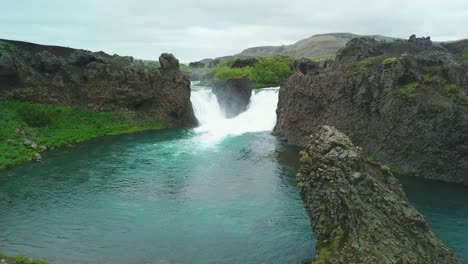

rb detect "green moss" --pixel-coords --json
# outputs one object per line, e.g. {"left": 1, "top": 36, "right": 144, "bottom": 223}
{"left": 462, "top": 54, "right": 468, "bottom": 62}
{"left": 400, "top": 53, "right": 409, "bottom": 59}
{"left": 381, "top": 165, "right": 391, "bottom": 173}
{"left": 0, "top": 41, "right": 12, "bottom": 55}
{"left": 381, "top": 57, "right": 398, "bottom": 66}
{"left": 393, "top": 82, "right": 419, "bottom": 99}
{"left": 313, "top": 223, "right": 345, "bottom": 264}
{"left": 314, "top": 242, "right": 330, "bottom": 264}
{"left": 351, "top": 59, "right": 373, "bottom": 74}
{"left": 460, "top": 95, "right": 468, "bottom": 106}
{"left": 297, "top": 182, "right": 305, "bottom": 189}
{"left": 299, "top": 150, "right": 311, "bottom": 164}
{"left": 441, "top": 84, "right": 461, "bottom": 98}
{"left": 422, "top": 74, "right": 434, "bottom": 84}
{"left": 0, "top": 101, "right": 168, "bottom": 171}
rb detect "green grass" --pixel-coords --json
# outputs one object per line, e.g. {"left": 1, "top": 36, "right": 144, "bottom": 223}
{"left": 351, "top": 59, "right": 373, "bottom": 75}
{"left": 393, "top": 82, "right": 419, "bottom": 99}
{"left": 441, "top": 84, "right": 461, "bottom": 98}
{"left": 0, "top": 101, "right": 168, "bottom": 171}
{"left": 0, "top": 253, "right": 48, "bottom": 264}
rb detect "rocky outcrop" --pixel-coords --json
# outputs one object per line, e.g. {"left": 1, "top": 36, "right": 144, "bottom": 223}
{"left": 297, "top": 126, "right": 458, "bottom": 264}
{"left": 230, "top": 58, "right": 258, "bottom": 68}
{"left": 0, "top": 39, "right": 196, "bottom": 127}
{"left": 212, "top": 78, "right": 252, "bottom": 118}
{"left": 274, "top": 35, "right": 468, "bottom": 183}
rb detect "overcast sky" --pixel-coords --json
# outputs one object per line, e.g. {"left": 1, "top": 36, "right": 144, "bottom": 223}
{"left": 1, "top": 0, "right": 467, "bottom": 62}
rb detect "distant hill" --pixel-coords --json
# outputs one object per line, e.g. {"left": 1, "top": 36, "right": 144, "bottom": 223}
{"left": 235, "top": 33, "right": 397, "bottom": 59}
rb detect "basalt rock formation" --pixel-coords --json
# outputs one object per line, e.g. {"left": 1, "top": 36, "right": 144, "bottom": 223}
{"left": 0, "top": 39, "right": 196, "bottom": 126}
{"left": 212, "top": 78, "right": 252, "bottom": 118}
{"left": 297, "top": 125, "right": 458, "bottom": 264}
{"left": 274, "top": 35, "right": 468, "bottom": 183}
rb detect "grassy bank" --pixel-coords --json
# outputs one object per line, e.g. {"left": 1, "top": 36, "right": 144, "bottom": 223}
{"left": 0, "top": 101, "right": 168, "bottom": 171}
{"left": 0, "top": 253, "right": 47, "bottom": 264}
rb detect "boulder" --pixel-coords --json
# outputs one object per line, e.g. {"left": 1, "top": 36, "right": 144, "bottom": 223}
{"left": 212, "top": 78, "right": 252, "bottom": 118}
{"left": 33, "top": 153, "right": 42, "bottom": 162}
{"left": 297, "top": 126, "right": 458, "bottom": 264}
{"left": 159, "top": 53, "right": 179, "bottom": 70}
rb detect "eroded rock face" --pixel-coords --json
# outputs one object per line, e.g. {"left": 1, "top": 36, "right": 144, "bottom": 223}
{"left": 212, "top": 78, "right": 252, "bottom": 118}
{"left": 297, "top": 126, "right": 458, "bottom": 264}
{"left": 0, "top": 39, "right": 196, "bottom": 127}
{"left": 274, "top": 35, "right": 468, "bottom": 183}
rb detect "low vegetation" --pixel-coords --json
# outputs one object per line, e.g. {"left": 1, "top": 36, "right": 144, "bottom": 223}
{"left": 190, "top": 56, "right": 294, "bottom": 89}
{"left": 0, "top": 253, "right": 47, "bottom": 264}
{"left": 441, "top": 84, "right": 461, "bottom": 98}
{"left": 393, "top": 82, "right": 419, "bottom": 99}
{"left": 462, "top": 54, "right": 468, "bottom": 62}
{"left": 381, "top": 57, "right": 398, "bottom": 66}
{"left": 351, "top": 59, "right": 374, "bottom": 74}
{"left": 0, "top": 101, "right": 167, "bottom": 171}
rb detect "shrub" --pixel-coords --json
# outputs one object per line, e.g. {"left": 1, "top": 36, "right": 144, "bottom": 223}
{"left": 250, "top": 57, "right": 293, "bottom": 88}
{"left": 394, "top": 82, "right": 419, "bottom": 99}
{"left": 213, "top": 66, "right": 251, "bottom": 81}
{"left": 441, "top": 84, "right": 461, "bottom": 98}
{"left": 17, "top": 104, "right": 54, "bottom": 127}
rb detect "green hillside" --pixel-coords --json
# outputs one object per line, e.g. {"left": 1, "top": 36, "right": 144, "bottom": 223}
{"left": 236, "top": 33, "right": 397, "bottom": 59}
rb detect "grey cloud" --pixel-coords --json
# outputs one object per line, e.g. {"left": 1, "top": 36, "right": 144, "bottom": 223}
{"left": 1, "top": 0, "right": 467, "bottom": 61}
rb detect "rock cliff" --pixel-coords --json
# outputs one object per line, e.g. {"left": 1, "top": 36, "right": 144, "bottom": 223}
{"left": 212, "top": 78, "right": 252, "bottom": 118}
{"left": 297, "top": 126, "right": 458, "bottom": 264}
{"left": 0, "top": 39, "right": 196, "bottom": 126}
{"left": 274, "top": 35, "right": 468, "bottom": 183}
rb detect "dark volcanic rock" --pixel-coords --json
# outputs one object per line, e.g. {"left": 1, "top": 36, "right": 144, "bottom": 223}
{"left": 297, "top": 126, "right": 458, "bottom": 264}
{"left": 292, "top": 58, "right": 332, "bottom": 75}
{"left": 212, "top": 78, "right": 252, "bottom": 118}
{"left": 0, "top": 39, "right": 196, "bottom": 127}
{"left": 274, "top": 35, "right": 468, "bottom": 183}
{"left": 231, "top": 58, "right": 258, "bottom": 68}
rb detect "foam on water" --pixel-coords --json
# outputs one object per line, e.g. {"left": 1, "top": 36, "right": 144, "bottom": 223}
{"left": 190, "top": 85, "right": 279, "bottom": 144}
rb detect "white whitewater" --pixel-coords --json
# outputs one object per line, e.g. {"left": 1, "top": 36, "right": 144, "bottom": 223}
{"left": 190, "top": 85, "right": 279, "bottom": 143}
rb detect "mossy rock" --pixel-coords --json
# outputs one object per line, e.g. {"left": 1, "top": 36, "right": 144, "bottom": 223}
{"left": 393, "top": 82, "right": 419, "bottom": 100}
{"left": 441, "top": 84, "right": 461, "bottom": 98}
{"left": 381, "top": 57, "right": 398, "bottom": 66}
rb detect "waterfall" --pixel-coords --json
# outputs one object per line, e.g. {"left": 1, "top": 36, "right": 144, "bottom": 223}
{"left": 190, "top": 84, "right": 279, "bottom": 143}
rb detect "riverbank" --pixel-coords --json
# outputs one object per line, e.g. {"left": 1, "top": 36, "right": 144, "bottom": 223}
{"left": 0, "top": 101, "right": 168, "bottom": 171}
{"left": 0, "top": 253, "right": 47, "bottom": 264}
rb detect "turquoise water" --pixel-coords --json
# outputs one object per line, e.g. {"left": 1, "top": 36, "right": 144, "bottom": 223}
{"left": 0, "top": 129, "right": 467, "bottom": 263}
{"left": 0, "top": 130, "right": 314, "bottom": 264}
{"left": 398, "top": 177, "right": 468, "bottom": 263}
